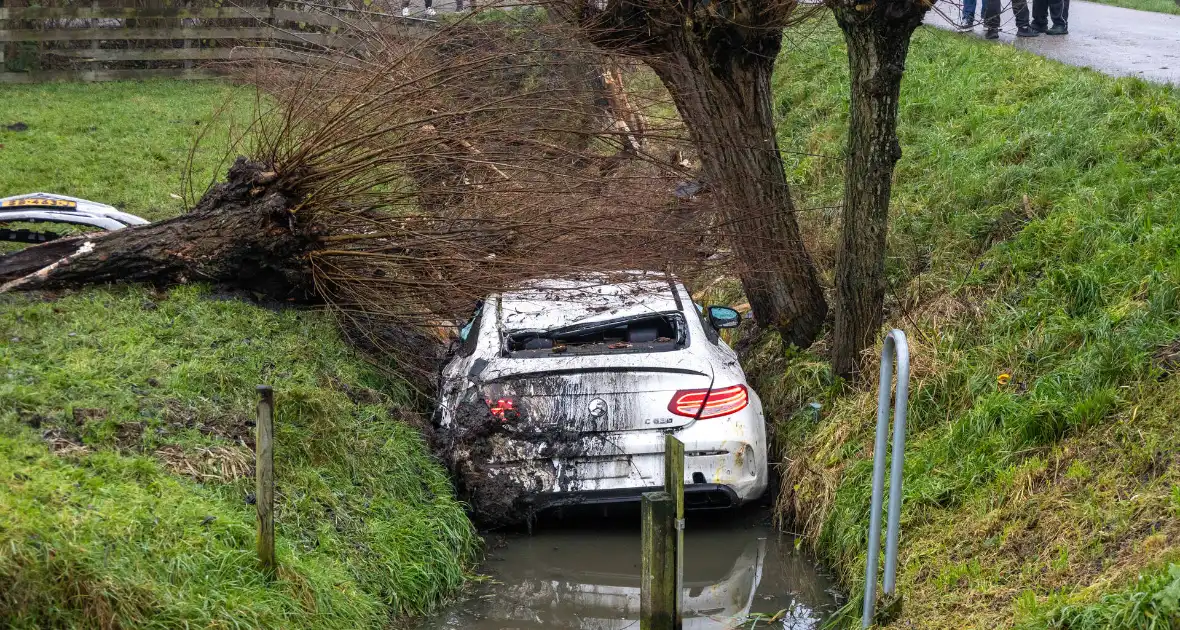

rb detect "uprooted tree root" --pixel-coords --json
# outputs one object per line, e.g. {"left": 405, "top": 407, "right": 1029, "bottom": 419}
{"left": 0, "top": 158, "right": 315, "bottom": 298}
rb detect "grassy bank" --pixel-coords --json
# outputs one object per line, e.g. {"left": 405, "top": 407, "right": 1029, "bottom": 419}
{"left": 0, "top": 81, "right": 479, "bottom": 627}
{"left": 750, "top": 17, "right": 1180, "bottom": 628}
{"left": 0, "top": 80, "right": 254, "bottom": 221}
{"left": 1087, "top": 0, "right": 1180, "bottom": 15}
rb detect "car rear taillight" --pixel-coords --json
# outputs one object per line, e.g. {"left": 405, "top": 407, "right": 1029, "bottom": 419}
{"left": 487, "top": 397, "right": 519, "bottom": 422}
{"left": 667, "top": 384, "right": 749, "bottom": 419}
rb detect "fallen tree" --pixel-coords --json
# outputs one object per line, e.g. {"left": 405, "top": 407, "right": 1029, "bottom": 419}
{"left": 0, "top": 14, "right": 719, "bottom": 386}
{"left": 1, "top": 159, "right": 312, "bottom": 297}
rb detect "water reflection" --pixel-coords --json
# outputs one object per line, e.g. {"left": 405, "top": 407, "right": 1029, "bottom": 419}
{"left": 421, "top": 510, "right": 840, "bottom": 629}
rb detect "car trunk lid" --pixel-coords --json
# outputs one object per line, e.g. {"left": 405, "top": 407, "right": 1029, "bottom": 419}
{"left": 480, "top": 358, "right": 713, "bottom": 433}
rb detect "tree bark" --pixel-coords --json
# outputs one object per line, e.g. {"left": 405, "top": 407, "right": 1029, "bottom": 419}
{"left": 650, "top": 37, "right": 828, "bottom": 347}
{"left": 0, "top": 158, "right": 316, "bottom": 298}
{"left": 569, "top": 0, "right": 830, "bottom": 347}
{"left": 830, "top": 3, "right": 928, "bottom": 380}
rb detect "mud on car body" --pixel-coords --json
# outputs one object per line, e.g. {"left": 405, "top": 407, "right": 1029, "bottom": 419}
{"left": 435, "top": 273, "right": 768, "bottom": 526}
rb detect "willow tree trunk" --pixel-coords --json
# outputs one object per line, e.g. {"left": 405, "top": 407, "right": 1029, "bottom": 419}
{"left": 831, "top": 7, "right": 926, "bottom": 380}
{"left": 0, "top": 158, "right": 315, "bottom": 297}
{"left": 651, "top": 35, "right": 828, "bottom": 347}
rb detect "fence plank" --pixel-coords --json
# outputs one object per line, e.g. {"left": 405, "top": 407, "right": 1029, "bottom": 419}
{"left": 0, "top": 5, "right": 424, "bottom": 28}
{"left": 271, "top": 8, "right": 371, "bottom": 29}
{"left": 45, "top": 45, "right": 346, "bottom": 61}
{"left": 2, "top": 26, "right": 270, "bottom": 42}
{"left": 0, "top": 26, "right": 363, "bottom": 47}
{"left": 0, "top": 68, "right": 218, "bottom": 83}
{"left": 0, "top": 6, "right": 277, "bottom": 20}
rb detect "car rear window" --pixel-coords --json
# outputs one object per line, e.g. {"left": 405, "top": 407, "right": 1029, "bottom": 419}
{"left": 505, "top": 313, "right": 688, "bottom": 358}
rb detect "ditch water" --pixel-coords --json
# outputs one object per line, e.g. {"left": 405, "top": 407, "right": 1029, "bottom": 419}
{"left": 419, "top": 507, "right": 843, "bottom": 630}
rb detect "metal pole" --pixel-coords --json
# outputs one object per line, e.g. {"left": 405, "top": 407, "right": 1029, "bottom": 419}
{"left": 862, "top": 338, "right": 894, "bottom": 628}
{"left": 862, "top": 330, "right": 910, "bottom": 628}
{"left": 883, "top": 332, "right": 910, "bottom": 595}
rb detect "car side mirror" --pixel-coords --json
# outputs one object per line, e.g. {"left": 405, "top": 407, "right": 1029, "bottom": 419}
{"left": 707, "top": 305, "right": 741, "bottom": 329}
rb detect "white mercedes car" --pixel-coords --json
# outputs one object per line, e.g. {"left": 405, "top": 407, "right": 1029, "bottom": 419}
{"left": 435, "top": 274, "right": 768, "bottom": 524}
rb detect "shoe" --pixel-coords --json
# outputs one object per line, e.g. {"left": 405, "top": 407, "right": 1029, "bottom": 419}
{"left": 958, "top": 16, "right": 976, "bottom": 29}
{"left": 425, "top": 6, "right": 436, "bottom": 15}
{"left": 1016, "top": 25, "right": 1041, "bottom": 37}
{"left": 1030, "top": 22, "right": 1048, "bottom": 32}
{"left": 985, "top": 28, "right": 1000, "bottom": 39}
{"left": 1046, "top": 23, "right": 1068, "bottom": 34}
{"left": 401, "top": 6, "right": 409, "bottom": 15}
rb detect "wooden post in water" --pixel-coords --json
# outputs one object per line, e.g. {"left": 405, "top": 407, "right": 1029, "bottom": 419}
{"left": 255, "top": 385, "right": 276, "bottom": 579}
{"left": 641, "top": 491, "right": 675, "bottom": 630}
{"left": 663, "top": 434, "right": 685, "bottom": 628}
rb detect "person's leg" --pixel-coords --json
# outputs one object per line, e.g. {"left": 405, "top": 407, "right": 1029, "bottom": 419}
{"left": 1012, "top": 0, "right": 1031, "bottom": 28}
{"left": 423, "top": 0, "right": 435, "bottom": 16}
{"left": 1013, "top": 0, "right": 1041, "bottom": 35}
{"left": 1032, "top": 0, "right": 1049, "bottom": 30}
{"left": 1048, "top": 0, "right": 1064, "bottom": 24}
{"left": 1045, "top": 0, "right": 1068, "bottom": 33}
{"left": 983, "top": 0, "right": 1001, "bottom": 37}
{"left": 963, "top": 0, "right": 978, "bottom": 24}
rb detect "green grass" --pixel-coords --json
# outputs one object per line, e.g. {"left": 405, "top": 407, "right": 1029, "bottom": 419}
{"left": 0, "top": 80, "right": 255, "bottom": 221}
{"left": 1086, "top": 0, "right": 1180, "bottom": 14}
{"left": 0, "top": 81, "right": 479, "bottom": 627}
{"left": 1020, "top": 564, "right": 1180, "bottom": 629}
{"left": 749, "top": 16, "right": 1180, "bottom": 628}
{"left": 0, "top": 286, "right": 479, "bottom": 628}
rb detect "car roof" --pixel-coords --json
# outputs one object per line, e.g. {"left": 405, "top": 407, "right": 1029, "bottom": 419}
{"left": 499, "top": 274, "right": 684, "bottom": 333}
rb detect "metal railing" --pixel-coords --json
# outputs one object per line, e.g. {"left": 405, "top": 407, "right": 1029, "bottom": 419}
{"left": 862, "top": 329, "right": 911, "bottom": 628}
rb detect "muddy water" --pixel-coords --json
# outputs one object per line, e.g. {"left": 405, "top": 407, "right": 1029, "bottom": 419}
{"left": 420, "top": 508, "right": 842, "bottom": 629}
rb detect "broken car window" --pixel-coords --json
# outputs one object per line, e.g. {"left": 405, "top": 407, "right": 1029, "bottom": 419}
{"left": 457, "top": 302, "right": 484, "bottom": 357}
{"left": 505, "top": 313, "right": 687, "bottom": 358}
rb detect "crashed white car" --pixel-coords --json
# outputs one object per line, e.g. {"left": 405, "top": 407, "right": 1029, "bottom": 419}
{"left": 436, "top": 274, "right": 768, "bottom": 525}
{"left": 1, "top": 192, "right": 149, "bottom": 244}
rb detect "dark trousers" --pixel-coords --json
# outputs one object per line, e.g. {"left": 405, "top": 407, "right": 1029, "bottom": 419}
{"left": 984, "top": 0, "right": 1031, "bottom": 29}
{"left": 1032, "top": 0, "right": 1069, "bottom": 28}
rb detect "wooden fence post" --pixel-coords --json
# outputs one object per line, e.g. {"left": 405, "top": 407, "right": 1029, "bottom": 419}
{"left": 641, "top": 491, "right": 675, "bottom": 630}
{"left": 663, "top": 435, "right": 685, "bottom": 629}
{"left": 255, "top": 384, "right": 276, "bottom": 579}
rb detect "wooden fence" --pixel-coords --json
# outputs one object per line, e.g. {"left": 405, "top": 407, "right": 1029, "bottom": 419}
{"left": 0, "top": 1, "right": 432, "bottom": 83}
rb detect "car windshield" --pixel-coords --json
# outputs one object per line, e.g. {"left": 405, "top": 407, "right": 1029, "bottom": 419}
{"left": 504, "top": 312, "right": 687, "bottom": 358}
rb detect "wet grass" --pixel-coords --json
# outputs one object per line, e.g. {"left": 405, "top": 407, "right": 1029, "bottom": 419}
{"left": 0, "top": 81, "right": 479, "bottom": 627}
{"left": 1086, "top": 0, "right": 1180, "bottom": 14}
{"left": 0, "top": 79, "right": 254, "bottom": 221}
{"left": 0, "top": 286, "right": 480, "bottom": 628}
{"left": 748, "top": 17, "right": 1180, "bottom": 628}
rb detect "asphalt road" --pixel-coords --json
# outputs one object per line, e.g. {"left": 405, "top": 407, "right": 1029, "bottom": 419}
{"left": 924, "top": 0, "right": 1180, "bottom": 85}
